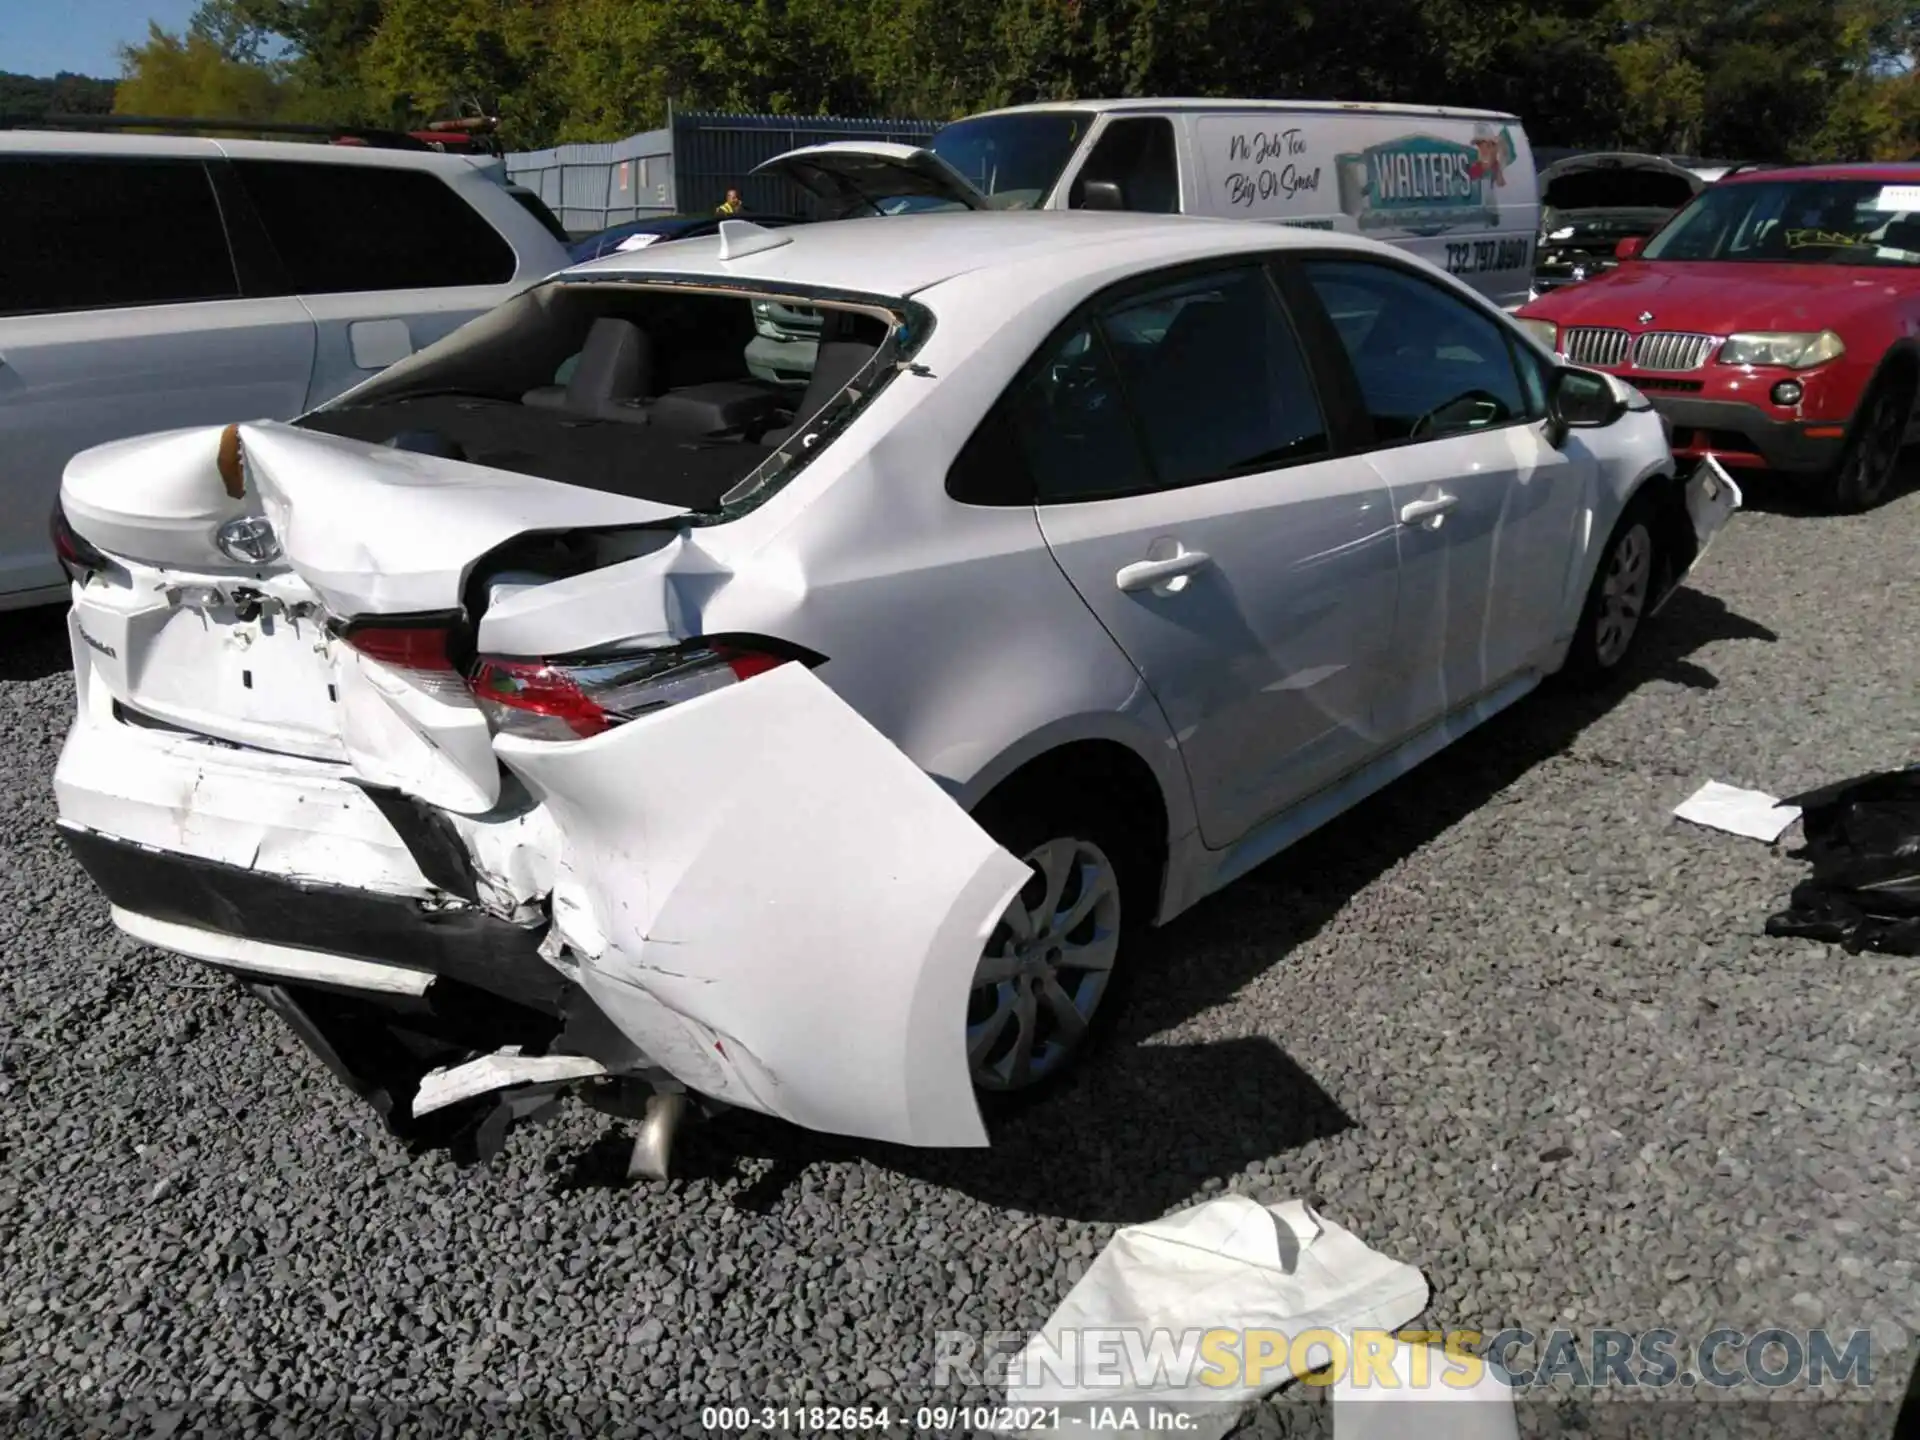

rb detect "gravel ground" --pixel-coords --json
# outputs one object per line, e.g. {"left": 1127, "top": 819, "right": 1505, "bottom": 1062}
{"left": 1, "top": 476, "right": 1917, "bottom": 1438}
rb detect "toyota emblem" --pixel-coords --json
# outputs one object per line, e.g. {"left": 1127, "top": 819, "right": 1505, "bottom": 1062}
{"left": 216, "top": 515, "right": 281, "bottom": 566}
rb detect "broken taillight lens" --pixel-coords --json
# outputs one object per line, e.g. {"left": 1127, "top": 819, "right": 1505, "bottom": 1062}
{"left": 468, "top": 641, "right": 797, "bottom": 741}
{"left": 338, "top": 620, "right": 474, "bottom": 703}
{"left": 51, "top": 504, "right": 109, "bottom": 584}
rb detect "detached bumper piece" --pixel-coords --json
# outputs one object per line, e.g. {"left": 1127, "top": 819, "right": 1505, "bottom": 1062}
{"left": 59, "top": 826, "right": 618, "bottom": 1160}
{"left": 1764, "top": 767, "right": 1920, "bottom": 956}
{"left": 1645, "top": 395, "right": 1846, "bottom": 475}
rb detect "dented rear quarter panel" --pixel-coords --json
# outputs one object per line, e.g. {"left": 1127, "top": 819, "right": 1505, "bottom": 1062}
{"left": 496, "top": 663, "right": 1032, "bottom": 1148}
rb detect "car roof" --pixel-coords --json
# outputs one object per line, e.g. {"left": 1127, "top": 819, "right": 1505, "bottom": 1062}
{"left": 0, "top": 127, "right": 491, "bottom": 174}
{"left": 1719, "top": 161, "right": 1920, "bottom": 185}
{"left": 563, "top": 209, "right": 1396, "bottom": 299}
{"left": 963, "top": 97, "right": 1521, "bottom": 124}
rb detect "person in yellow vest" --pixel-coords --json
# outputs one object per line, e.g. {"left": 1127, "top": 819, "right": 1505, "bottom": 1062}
{"left": 716, "top": 188, "right": 744, "bottom": 216}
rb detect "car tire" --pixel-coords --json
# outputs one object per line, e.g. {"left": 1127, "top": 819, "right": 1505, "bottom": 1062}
{"left": 964, "top": 796, "right": 1142, "bottom": 1115}
{"left": 1825, "top": 371, "right": 1914, "bottom": 513}
{"left": 1561, "top": 492, "right": 1665, "bottom": 685}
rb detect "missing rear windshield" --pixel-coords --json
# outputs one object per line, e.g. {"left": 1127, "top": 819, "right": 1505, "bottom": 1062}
{"left": 299, "top": 278, "right": 926, "bottom": 519}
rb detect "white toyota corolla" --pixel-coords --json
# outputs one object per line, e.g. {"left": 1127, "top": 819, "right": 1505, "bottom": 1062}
{"left": 52, "top": 212, "right": 1736, "bottom": 1173}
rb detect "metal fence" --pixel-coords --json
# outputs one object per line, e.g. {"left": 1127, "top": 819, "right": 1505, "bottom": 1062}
{"left": 505, "top": 128, "right": 675, "bottom": 235}
{"left": 505, "top": 109, "right": 941, "bottom": 236}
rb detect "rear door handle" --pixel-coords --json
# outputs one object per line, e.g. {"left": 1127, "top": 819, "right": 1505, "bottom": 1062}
{"left": 1116, "top": 549, "right": 1211, "bottom": 595}
{"left": 1398, "top": 492, "right": 1460, "bottom": 527}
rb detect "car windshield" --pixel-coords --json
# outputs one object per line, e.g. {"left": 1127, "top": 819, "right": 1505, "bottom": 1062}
{"left": 1643, "top": 178, "right": 1920, "bottom": 266}
{"left": 926, "top": 111, "right": 1091, "bottom": 209}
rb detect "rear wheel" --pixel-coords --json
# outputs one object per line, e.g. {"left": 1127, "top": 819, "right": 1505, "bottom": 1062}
{"left": 1561, "top": 495, "right": 1662, "bottom": 684}
{"left": 966, "top": 804, "right": 1135, "bottom": 1109}
{"left": 1825, "top": 372, "right": 1913, "bottom": 513}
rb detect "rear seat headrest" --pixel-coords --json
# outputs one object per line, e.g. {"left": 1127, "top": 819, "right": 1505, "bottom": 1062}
{"left": 520, "top": 316, "right": 655, "bottom": 420}
{"left": 569, "top": 316, "right": 653, "bottom": 406}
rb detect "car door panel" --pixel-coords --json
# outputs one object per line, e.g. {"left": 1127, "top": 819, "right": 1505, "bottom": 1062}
{"left": 1366, "top": 423, "right": 1588, "bottom": 734}
{"left": 1296, "top": 257, "right": 1590, "bottom": 737}
{"left": 1013, "top": 264, "right": 1401, "bottom": 849}
{"left": 1039, "top": 466, "right": 1400, "bottom": 847}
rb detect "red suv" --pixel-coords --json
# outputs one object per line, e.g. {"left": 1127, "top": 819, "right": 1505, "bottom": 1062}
{"left": 1516, "top": 164, "right": 1920, "bottom": 510}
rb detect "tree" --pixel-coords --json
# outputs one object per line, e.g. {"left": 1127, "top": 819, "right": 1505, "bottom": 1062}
{"left": 114, "top": 23, "right": 298, "bottom": 120}
{"left": 0, "top": 72, "right": 117, "bottom": 119}
{"left": 359, "top": 0, "right": 567, "bottom": 140}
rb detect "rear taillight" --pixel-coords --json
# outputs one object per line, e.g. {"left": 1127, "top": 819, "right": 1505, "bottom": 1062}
{"left": 51, "top": 504, "right": 108, "bottom": 584}
{"left": 469, "top": 639, "right": 803, "bottom": 741}
{"left": 338, "top": 619, "right": 472, "bottom": 703}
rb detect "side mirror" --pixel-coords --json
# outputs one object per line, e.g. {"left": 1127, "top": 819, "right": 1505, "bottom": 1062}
{"left": 1547, "top": 367, "right": 1626, "bottom": 447}
{"left": 1614, "top": 235, "right": 1646, "bottom": 261}
{"left": 1077, "top": 179, "right": 1125, "bottom": 211}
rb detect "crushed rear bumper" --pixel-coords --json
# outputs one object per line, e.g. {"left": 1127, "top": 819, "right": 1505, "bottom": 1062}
{"left": 55, "top": 662, "right": 1029, "bottom": 1158}
{"left": 59, "top": 827, "right": 567, "bottom": 1014}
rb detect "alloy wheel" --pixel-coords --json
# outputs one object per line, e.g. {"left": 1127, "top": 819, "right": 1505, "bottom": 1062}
{"left": 1593, "top": 521, "right": 1653, "bottom": 669}
{"left": 967, "top": 835, "right": 1122, "bottom": 1092}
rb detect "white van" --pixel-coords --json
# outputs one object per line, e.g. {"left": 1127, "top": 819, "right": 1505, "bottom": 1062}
{"left": 756, "top": 99, "right": 1541, "bottom": 308}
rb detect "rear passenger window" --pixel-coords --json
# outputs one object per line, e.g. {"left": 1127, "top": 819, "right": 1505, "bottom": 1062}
{"left": 1301, "top": 259, "right": 1531, "bottom": 443}
{"left": 1003, "top": 323, "right": 1153, "bottom": 503}
{"left": 230, "top": 160, "right": 516, "bottom": 295}
{"left": 1099, "top": 267, "right": 1327, "bottom": 487}
{"left": 0, "top": 158, "right": 238, "bottom": 316}
{"left": 950, "top": 264, "right": 1329, "bottom": 506}
{"left": 1071, "top": 117, "right": 1180, "bottom": 214}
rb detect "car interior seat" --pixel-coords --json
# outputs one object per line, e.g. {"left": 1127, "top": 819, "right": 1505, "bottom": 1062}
{"left": 1136, "top": 297, "right": 1272, "bottom": 476}
{"left": 758, "top": 311, "right": 888, "bottom": 447}
{"left": 522, "top": 316, "right": 654, "bottom": 422}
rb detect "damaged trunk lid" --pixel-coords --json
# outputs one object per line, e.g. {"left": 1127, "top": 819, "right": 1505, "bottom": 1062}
{"left": 60, "top": 421, "right": 685, "bottom": 812}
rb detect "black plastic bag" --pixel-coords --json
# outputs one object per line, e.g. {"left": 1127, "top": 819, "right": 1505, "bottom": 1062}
{"left": 1764, "top": 765, "right": 1920, "bottom": 955}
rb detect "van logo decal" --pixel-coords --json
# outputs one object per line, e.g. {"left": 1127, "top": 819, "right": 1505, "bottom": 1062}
{"left": 79, "top": 628, "right": 118, "bottom": 660}
{"left": 1336, "top": 123, "right": 1515, "bottom": 237}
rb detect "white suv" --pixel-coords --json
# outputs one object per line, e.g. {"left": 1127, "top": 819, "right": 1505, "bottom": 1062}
{"left": 0, "top": 127, "right": 572, "bottom": 610}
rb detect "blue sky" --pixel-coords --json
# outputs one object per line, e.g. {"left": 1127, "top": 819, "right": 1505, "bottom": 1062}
{"left": 2, "top": 0, "right": 202, "bottom": 79}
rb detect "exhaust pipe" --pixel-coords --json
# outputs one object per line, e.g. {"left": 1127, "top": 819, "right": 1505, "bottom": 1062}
{"left": 627, "top": 1091, "right": 688, "bottom": 1181}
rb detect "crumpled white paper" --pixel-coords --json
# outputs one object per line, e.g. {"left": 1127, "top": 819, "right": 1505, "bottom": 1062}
{"left": 1674, "top": 780, "right": 1802, "bottom": 843}
{"left": 1005, "top": 1196, "right": 1429, "bottom": 1439}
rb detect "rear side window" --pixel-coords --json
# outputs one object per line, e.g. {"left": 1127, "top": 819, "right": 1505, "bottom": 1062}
{"left": 1002, "top": 322, "right": 1154, "bottom": 503}
{"left": 1301, "top": 259, "right": 1531, "bottom": 443}
{"left": 1098, "top": 266, "right": 1326, "bottom": 486}
{"left": 230, "top": 160, "right": 516, "bottom": 294}
{"left": 948, "top": 263, "right": 1329, "bottom": 506}
{"left": 0, "top": 157, "right": 238, "bottom": 316}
